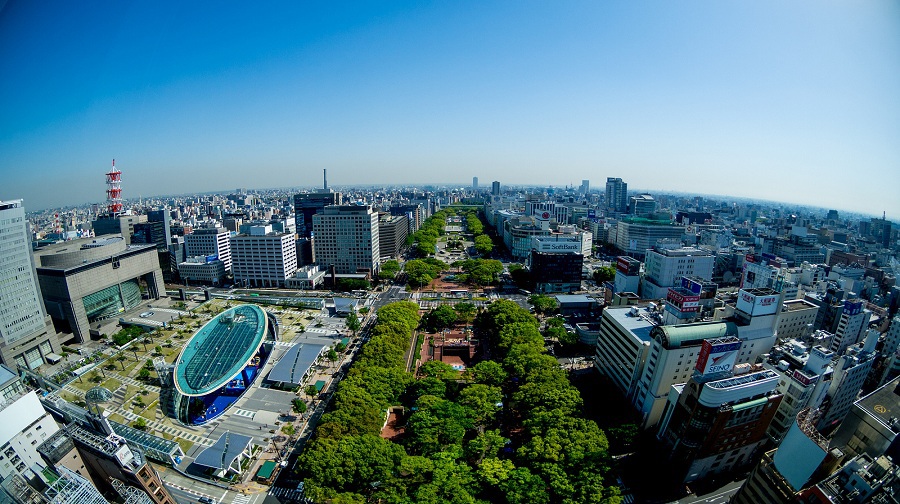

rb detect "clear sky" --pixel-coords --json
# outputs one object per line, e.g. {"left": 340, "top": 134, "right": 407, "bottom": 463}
{"left": 1, "top": 1, "right": 898, "bottom": 218}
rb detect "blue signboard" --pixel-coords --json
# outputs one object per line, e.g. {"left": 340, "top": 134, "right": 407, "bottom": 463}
{"left": 587, "top": 209, "right": 596, "bottom": 218}
{"left": 681, "top": 277, "right": 703, "bottom": 295}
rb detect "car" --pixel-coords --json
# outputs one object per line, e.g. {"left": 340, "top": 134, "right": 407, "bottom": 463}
{"left": 139, "top": 311, "right": 154, "bottom": 318}
{"left": 198, "top": 497, "right": 217, "bottom": 504}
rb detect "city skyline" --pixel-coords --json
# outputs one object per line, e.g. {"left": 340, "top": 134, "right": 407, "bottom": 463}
{"left": 2, "top": 1, "right": 899, "bottom": 217}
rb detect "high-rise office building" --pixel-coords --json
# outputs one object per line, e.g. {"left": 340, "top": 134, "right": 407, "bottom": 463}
{"left": 313, "top": 205, "right": 380, "bottom": 275}
{"left": 605, "top": 177, "right": 628, "bottom": 213}
{"left": 580, "top": 179, "right": 590, "bottom": 194}
{"left": 294, "top": 178, "right": 342, "bottom": 238}
{"left": 472, "top": 177, "right": 478, "bottom": 190}
{"left": 491, "top": 181, "right": 501, "bottom": 196}
{"left": 0, "top": 200, "right": 61, "bottom": 370}
{"left": 184, "top": 226, "right": 231, "bottom": 273}
{"left": 230, "top": 225, "right": 298, "bottom": 288}
{"left": 640, "top": 244, "right": 714, "bottom": 300}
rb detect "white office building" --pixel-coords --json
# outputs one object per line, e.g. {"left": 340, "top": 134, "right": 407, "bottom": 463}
{"left": 0, "top": 200, "right": 61, "bottom": 370}
{"left": 775, "top": 299, "right": 820, "bottom": 342}
{"left": 640, "top": 244, "right": 714, "bottom": 300}
{"left": 230, "top": 225, "right": 298, "bottom": 288}
{"left": 0, "top": 384, "right": 61, "bottom": 481}
{"left": 184, "top": 226, "right": 232, "bottom": 273}
{"left": 313, "top": 205, "right": 380, "bottom": 275}
{"left": 593, "top": 306, "right": 656, "bottom": 399}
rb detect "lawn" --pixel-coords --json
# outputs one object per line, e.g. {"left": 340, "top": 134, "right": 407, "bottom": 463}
{"left": 100, "top": 378, "right": 122, "bottom": 392}
{"left": 108, "top": 412, "right": 128, "bottom": 424}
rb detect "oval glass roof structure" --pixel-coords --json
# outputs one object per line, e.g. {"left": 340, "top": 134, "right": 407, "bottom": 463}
{"left": 174, "top": 304, "right": 268, "bottom": 397}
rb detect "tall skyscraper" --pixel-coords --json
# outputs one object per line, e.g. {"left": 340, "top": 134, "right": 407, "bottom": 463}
{"left": 0, "top": 199, "right": 61, "bottom": 369}
{"left": 472, "top": 177, "right": 478, "bottom": 190}
{"left": 606, "top": 177, "right": 628, "bottom": 213}
{"left": 313, "top": 205, "right": 380, "bottom": 275}
{"left": 491, "top": 181, "right": 501, "bottom": 196}
{"left": 580, "top": 179, "right": 590, "bottom": 194}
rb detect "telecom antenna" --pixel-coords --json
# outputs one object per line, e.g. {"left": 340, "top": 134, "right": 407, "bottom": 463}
{"left": 106, "top": 159, "right": 123, "bottom": 216}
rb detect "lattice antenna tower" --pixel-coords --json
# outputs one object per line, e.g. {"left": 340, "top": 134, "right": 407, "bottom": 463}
{"left": 106, "top": 158, "right": 123, "bottom": 216}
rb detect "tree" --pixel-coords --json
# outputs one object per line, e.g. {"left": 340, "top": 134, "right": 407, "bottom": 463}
{"left": 453, "top": 302, "right": 477, "bottom": 326}
{"left": 466, "top": 360, "right": 508, "bottom": 387}
{"left": 282, "top": 423, "right": 296, "bottom": 436}
{"left": 116, "top": 354, "right": 127, "bottom": 371}
{"left": 345, "top": 310, "right": 361, "bottom": 336}
{"left": 154, "top": 345, "right": 164, "bottom": 356}
{"left": 292, "top": 398, "right": 308, "bottom": 415}
{"left": 592, "top": 265, "right": 616, "bottom": 283}
{"left": 138, "top": 368, "right": 151, "bottom": 381}
{"left": 379, "top": 259, "right": 401, "bottom": 280}
{"left": 419, "top": 360, "right": 456, "bottom": 380}
{"left": 306, "top": 384, "right": 320, "bottom": 397}
{"left": 458, "top": 384, "right": 503, "bottom": 427}
{"left": 423, "top": 305, "right": 457, "bottom": 332}
{"left": 501, "top": 467, "right": 550, "bottom": 504}
{"left": 474, "top": 234, "right": 493, "bottom": 255}
{"left": 528, "top": 294, "right": 558, "bottom": 316}
{"left": 544, "top": 317, "right": 576, "bottom": 345}
{"left": 133, "top": 417, "right": 147, "bottom": 431}
{"left": 327, "top": 348, "right": 339, "bottom": 367}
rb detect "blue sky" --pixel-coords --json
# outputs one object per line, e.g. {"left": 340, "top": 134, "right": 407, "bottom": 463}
{"left": 1, "top": 1, "right": 898, "bottom": 218}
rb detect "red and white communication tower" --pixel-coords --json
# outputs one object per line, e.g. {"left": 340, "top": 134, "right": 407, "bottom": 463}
{"left": 106, "top": 159, "right": 123, "bottom": 216}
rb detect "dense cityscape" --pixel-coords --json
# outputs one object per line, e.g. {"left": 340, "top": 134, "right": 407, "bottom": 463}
{"left": 0, "top": 167, "right": 897, "bottom": 504}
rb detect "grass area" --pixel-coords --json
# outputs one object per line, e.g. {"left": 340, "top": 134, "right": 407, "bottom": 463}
{"left": 123, "top": 385, "right": 140, "bottom": 401}
{"left": 101, "top": 378, "right": 122, "bottom": 392}
{"left": 108, "top": 412, "right": 127, "bottom": 424}
{"left": 60, "top": 390, "right": 82, "bottom": 403}
{"left": 174, "top": 437, "right": 194, "bottom": 454}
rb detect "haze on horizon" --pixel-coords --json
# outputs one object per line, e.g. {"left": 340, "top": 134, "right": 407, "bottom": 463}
{"left": 1, "top": 1, "right": 898, "bottom": 219}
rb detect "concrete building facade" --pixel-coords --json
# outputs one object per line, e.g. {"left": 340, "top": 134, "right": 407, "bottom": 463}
{"left": 640, "top": 245, "right": 714, "bottom": 300}
{"left": 34, "top": 236, "right": 165, "bottom": 343}
{"left": 0, "top": 200, "right": 61, "bottom": 370}
{"left": 230, "top": 226, "right": 298, "bottom": 288}
{"left": 313, "top": 205, "right": 380, "bottom": 275}
{"left": 184, "top": 226, "right": 232, "bottom": 273}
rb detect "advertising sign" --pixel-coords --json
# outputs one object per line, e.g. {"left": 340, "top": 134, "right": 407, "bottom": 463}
{"left": 695, "top": 339, "right": 741, "bottom": 375}
{"left": 206, "top": 254, "right": 219, "bottom": 263}
{"left": 681, "top": 277, "right": 703, "bottom": 295}
{"left": 587, "top": 209, "right": 596, "bottom": 218}
{"left": 843, "top": 300, "right": 863, "bottom": 316}
{"left": 616, "top": 256, "right": 640, "bottom": 275}
{"left": 736, "top": 289, "right": 779, "bottom": 316}
{"left": 534, "top": 238, "right": 581, "bottom": 253}
{"left": 792, "top": 369, "right": 819, "bottom": 387}
{"left": 667, "top": 288, "right": 701, "bottom": 312}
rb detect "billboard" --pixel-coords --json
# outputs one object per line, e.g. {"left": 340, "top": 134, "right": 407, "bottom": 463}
{"left": 681, "top": 277, "right": 703, "bottom": 295}
{"left": 587, "top": 209, "right": 596, "bottom": 218}
{"left": 616, "top": 256, "right": 640, "bottom": 275}
{"left": 695, "top": 338, "right": 741, "bottom": 375}
{"left": 843, "top": 300, "right": 863, "bottom": 316}
{"left": 667, "top": 288, "right": 701, "bottom": 312}
{"left": 736, "top": 289, "right": 779, "bottom": 316}
{"left": 534, "top": 240, "right": 581, "bottom": 253}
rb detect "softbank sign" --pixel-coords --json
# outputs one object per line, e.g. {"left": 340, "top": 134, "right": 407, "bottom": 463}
{"left": 535, "top": 242, "right": 580, "bottom": 253}
{"left": 695, "top": 339, "right": 741, "bottom": 375}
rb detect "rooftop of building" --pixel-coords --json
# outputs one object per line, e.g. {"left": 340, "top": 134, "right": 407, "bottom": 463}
{"left": 782, "top": 298, "right": 820, "bottom": 312}
{"left": 174, "top": 304, "right": 268, "bottom": 396}
{"left": 555, "top": 294, "right": 595, "bottom": 304}
{"left": 854, "top": 377, "right": 900, "bottom": 434}
{"left": 604, "top": 306, "right": 659, "bottom": 343}
{"left": 651, "top": 320, "right": 739, "bottom": 349}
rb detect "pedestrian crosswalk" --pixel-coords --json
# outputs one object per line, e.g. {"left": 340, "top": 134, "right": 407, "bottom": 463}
{"left": 232, "top": 409, "right": 256, "bottom": 419}
{"left": 232, "top": 493, "right": 252, "bottom": 504}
